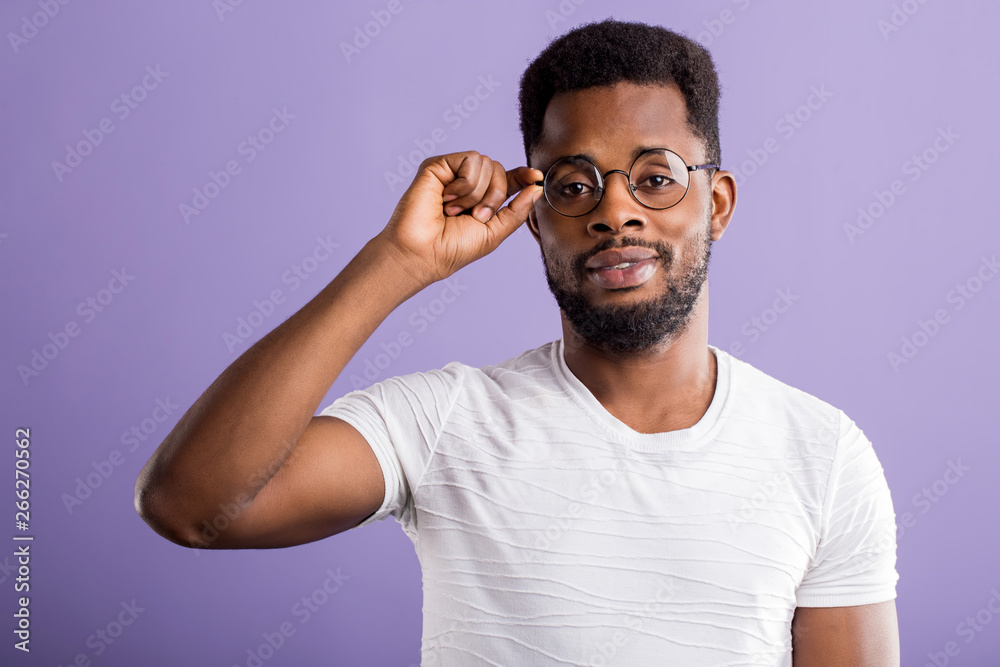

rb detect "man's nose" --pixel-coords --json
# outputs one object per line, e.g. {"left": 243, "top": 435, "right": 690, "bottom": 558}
{"left": 587, "top": 170, "right": 647, "bottom": 234}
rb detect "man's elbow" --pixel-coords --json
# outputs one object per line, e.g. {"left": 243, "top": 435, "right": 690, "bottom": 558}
{"left": 133, "top": 469, "right": 207, "bottom": 549}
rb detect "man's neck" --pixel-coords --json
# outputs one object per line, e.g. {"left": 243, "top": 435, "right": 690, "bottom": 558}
{"left": 560, "top": 293, "right": 716, "bottom": 435}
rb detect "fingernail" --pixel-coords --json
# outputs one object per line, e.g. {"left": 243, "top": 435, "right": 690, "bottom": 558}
{"left": 442, "top": 194, "right": 458, "bottom": 202}
{"left": 445, "top": 205, "right": 462, "bottom": 216}
{"left": 473, "top": 206, "right": 493, "bottom": 222}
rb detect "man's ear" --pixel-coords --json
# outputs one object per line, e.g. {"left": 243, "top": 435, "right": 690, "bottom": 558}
{"left": 709, "top": 169, "right": 737, "bottom": 242}
{"left": 526, "top": 206, "right": 542, "bottom": 246}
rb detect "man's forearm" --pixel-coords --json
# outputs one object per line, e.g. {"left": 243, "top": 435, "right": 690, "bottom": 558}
{"left": 134, "top": 234, "right": 427, "bottom": 535}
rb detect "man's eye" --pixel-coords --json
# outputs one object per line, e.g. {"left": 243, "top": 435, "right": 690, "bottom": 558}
{"left": 643, "top": 174, "right": 676, "bottom": 189}
{"left": 559, "top": 182, "right": 592, "bottom": 196}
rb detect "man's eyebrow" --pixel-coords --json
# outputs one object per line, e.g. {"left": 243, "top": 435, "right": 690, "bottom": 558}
{"left": 627, "top": 145, "right": 669, "bottom": 162}
{"left": 543, "top": 145, "right": 671, "bottom": 172}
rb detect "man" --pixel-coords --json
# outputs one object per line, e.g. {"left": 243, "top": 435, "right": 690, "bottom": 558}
{"left": 136, "top": 19, "right": 899, "bottom": 666}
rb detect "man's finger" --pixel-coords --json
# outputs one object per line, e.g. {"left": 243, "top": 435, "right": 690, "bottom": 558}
{"left": 484, "top": 184, "right": 543, "bottom": 246}
{"left": 472, "top": 161, "right": 513, "bottom": 223}
{"left": 439, "top": 153, "right": 483, "bottom": 201}
{"left": 443, "top": 154, "right": 493, "bottom": 216}
{"left": 505, "top": 166, "right": 545, "bottom": 199}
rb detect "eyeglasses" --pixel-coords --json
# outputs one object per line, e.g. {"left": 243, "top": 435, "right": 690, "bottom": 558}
{"left": 533, "top": 148, "right": 719, "bottom": 217}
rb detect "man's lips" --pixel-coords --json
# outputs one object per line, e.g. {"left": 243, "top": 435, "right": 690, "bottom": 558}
{"left": 585, "top": 248, "right": 660, "bottom": 289}
{"left": 585, "top": 247, "right": 659, "bottom": 270}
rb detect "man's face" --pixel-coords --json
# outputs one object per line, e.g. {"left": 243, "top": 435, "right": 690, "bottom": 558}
{"left": 527, "top": 82, "right": 718, "bottom": 355}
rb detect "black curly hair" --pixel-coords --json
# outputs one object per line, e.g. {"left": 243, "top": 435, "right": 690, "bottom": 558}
{"left": 518, "top": 18, "right": 721, "bottom": 170}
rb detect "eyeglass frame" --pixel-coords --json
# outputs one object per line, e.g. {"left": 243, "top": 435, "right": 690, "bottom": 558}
{"left": 532, "top": 147, "right": 720, "bottom": 218}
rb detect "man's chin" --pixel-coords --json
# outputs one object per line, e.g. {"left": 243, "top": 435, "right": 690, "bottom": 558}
{"left": 543, "top": 244, "right": 709, "bottom": 355}
{"left": 569, "top": 331, "right": 672, "bottom": 356}
{"left": 559, "top": 298, "right": 692, "bottom": 355}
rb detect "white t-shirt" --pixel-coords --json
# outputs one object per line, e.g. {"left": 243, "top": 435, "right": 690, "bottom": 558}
{"left": 320, "top": 340, "right": 898, "bottom": 666}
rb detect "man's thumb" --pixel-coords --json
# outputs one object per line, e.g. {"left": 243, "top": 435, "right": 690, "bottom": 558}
{"left": 488, "top": 185, "right": 543, "bottom": 240}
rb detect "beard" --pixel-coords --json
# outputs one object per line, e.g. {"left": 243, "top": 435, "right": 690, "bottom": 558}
{"left": 540, "top": 216, "right": 712, "bottom": 356}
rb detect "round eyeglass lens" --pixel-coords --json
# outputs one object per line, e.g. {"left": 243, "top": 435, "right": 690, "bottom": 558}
{"left": 629, "top": 149, "right": 690, "bottom": 210}
{"left": 543, "top": 156, "right": 602, "bottom": 217}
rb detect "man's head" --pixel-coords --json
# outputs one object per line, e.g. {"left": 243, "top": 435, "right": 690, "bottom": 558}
{"left": 516, "top": 20, "right": 735, "bottom": 357}
{"left": 518, "top": 19, "right": 722, "bottom": 172}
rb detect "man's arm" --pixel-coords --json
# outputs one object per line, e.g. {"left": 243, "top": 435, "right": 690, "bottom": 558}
{"left": 134, "top": 152, "right": 543, "bottom": 549}
{"left": 791, "top": 601, "right": 900, "bottom": 666}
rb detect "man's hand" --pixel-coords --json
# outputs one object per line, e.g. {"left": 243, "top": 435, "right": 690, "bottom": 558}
{"left": 378, "top": 151, "right": 544, "bottom": 286}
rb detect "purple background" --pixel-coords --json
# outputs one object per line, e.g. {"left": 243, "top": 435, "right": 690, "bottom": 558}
{"left": 2, "top": 1, "right": 998, "bottom": 665}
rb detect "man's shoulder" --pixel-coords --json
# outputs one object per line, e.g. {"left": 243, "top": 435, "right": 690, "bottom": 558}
{"left": 364, "top": 340, "right": 560, "bottom": 393}
{"left": 443, "top": 339, "right": 561, "bottom": 391}
{"left": 720, "top": 348, "right": 847, "bottom": 436}
{"left": 480, "top": 339, "right": 559, "bottom": 374}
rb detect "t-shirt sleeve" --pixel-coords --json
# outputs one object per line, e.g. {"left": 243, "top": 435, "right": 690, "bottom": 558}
{"left": 795, "top": 410, "right": 899, "bottom": 607}
{"left": 317, "top": 362, "right": 466, "bottom": 538}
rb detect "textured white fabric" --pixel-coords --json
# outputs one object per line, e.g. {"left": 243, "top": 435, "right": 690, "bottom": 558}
{"left": 320, "top": 340, "right": 898, "bottom": 666}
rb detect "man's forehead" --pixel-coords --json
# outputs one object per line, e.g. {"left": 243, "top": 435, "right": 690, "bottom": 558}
{"left": 532, "top": 82, "right": 699, "bottom": 164}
